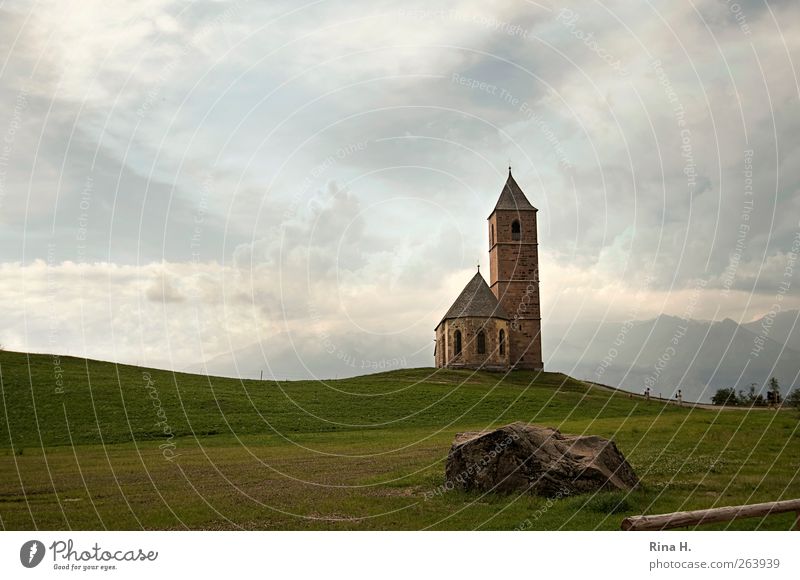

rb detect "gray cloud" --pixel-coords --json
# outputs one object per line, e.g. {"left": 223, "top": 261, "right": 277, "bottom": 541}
{"left": 1, "top": 0, "right": 799, "bottom": 378}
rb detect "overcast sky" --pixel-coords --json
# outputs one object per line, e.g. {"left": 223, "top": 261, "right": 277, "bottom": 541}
{"left": 1, "top": 0, "right": 798, "bottom": 378}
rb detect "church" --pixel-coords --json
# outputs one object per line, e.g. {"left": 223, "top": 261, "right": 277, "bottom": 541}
{"left": 434, "top": 169, "right": 543, "bottom": 371}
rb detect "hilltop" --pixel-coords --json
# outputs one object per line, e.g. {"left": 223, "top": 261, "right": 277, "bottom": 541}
{"left": 182, "top": 311, "right": 800, "bottom": 403}
{"left": 0, "top": 349, "right": 652, "bottom": 448}
{"left": 0, "top": 349, "right": 798, "bottom": 531}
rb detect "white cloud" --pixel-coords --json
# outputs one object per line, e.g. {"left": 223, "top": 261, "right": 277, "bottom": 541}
{"left": 2, "top": 0, "right": 800, "bottom": 376}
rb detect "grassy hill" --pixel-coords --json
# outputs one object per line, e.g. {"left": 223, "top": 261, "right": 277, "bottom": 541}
{"left": 1, "top": 349, "right": 798, "bottom": 530}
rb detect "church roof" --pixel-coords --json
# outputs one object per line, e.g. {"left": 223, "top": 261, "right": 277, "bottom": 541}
{"left": 491, "top": 168, "right": 537, "bottom": 214}
{"left": 436, "top": 271, "right": 509, "bottom": 328}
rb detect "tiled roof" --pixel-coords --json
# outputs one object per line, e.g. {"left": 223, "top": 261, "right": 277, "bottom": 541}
{"left": 436, "top": 271, "right": 509, "bottom": 328}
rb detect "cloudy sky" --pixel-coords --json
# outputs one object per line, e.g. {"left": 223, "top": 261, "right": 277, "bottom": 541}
{"left": 1, "top": 0, "right": 798, "bottom": 378}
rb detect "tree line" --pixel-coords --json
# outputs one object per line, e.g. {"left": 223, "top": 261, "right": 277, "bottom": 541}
{"left": 711, "top": 377, "right": 800, "bottom": 409}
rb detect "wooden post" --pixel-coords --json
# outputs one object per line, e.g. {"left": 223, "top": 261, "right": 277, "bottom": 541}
{"left": 622, "top": 498, "right": 800, "bottom": 531}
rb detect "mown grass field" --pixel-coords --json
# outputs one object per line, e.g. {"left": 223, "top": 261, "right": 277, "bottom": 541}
{"left": 1, "top": 349, "right": 798, "bottom": 530}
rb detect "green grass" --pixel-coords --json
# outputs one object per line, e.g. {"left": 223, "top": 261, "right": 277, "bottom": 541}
{"left": 1, "top": 349, "right": 798, "bottom": 530}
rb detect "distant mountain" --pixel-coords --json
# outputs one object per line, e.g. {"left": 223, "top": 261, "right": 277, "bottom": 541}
{"left": 742, "top": 309, "right": 800, "bottom": 352}
{"left": 545, "top": 310, "right": 800, "bottom": 402}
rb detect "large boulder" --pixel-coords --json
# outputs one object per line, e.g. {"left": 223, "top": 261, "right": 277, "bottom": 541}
{"left": 445, "top": 422, "right": 639, "bottom": 497}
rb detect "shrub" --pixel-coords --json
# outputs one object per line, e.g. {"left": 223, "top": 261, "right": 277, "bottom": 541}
{"left": 711, "top": 388, "right": 738, "bottom": 406}
{"left": 739, "top": 383, "right": 766, "bottom": 407}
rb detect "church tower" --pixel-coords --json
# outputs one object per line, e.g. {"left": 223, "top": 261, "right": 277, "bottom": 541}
{"left": 487, "top": 168, "right": 543, "bottom": 370}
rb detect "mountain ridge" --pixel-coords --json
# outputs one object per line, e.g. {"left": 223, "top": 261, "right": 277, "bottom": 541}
{"left": 545, "top": 309, "right": 800, "bottom": 402}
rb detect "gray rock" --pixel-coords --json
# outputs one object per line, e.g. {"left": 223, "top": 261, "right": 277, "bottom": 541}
{"left": 445, "top": 422, "right": 639, "bottom": 497}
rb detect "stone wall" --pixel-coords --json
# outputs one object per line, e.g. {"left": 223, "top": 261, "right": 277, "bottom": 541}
{"left": 488, "top": 210, "right": 538, "bottom": 283}
{"left": 488, "top": 208, "right": 543, "bottom": 370}
{"left": 436, "top": 317, "right": 510, "bottom": 370}
{"left": 509, "top": 318, "right": 543, "bottom": 370}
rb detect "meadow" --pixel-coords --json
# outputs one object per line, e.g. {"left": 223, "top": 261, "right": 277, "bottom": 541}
{"left": 1, "top": 350, "right": 798, "bottom": 530}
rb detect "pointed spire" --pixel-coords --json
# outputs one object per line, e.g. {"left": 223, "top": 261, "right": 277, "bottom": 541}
{"left": 490, "top": 168, "right": 537, "bottom": 215}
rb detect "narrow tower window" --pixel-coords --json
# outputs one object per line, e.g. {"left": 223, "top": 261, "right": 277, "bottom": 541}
{"left": 477, "top": 330, "right": 486, "bottom": 354}
{"left": 490, "top": 224, "right": 494, "bottom": 245}
{"left": 499, "top": 329, "right": 505, "bottom": 355}
{"left": 454, "top": 329, "right": 462, "bottom": 356}
{"left": 511, "top": 220, "right": 521, "bottom": 241}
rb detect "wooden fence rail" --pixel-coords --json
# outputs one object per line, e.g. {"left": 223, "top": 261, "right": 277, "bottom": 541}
{"left": 621, "top": 498, "right": 800, "bottom": 531}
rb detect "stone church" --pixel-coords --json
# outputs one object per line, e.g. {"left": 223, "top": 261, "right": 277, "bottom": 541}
{"left": 434, "top": 169, "right": 543, "bottom": 371}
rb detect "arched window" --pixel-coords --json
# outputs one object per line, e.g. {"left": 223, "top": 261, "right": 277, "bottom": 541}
{"left": 499, "top": 329, "right": 505, "bottom": 356}
{"left": 490, "top": 224, "right": 494, "bottom": 245}
{"left": 477, "top": 330, "right": 486, "bottom": 354}
{"left": 511, "top": 220, "right": 521, "bottom": 241}
{"left": 454, "top": 329, "right": 462, "bottom": 356}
